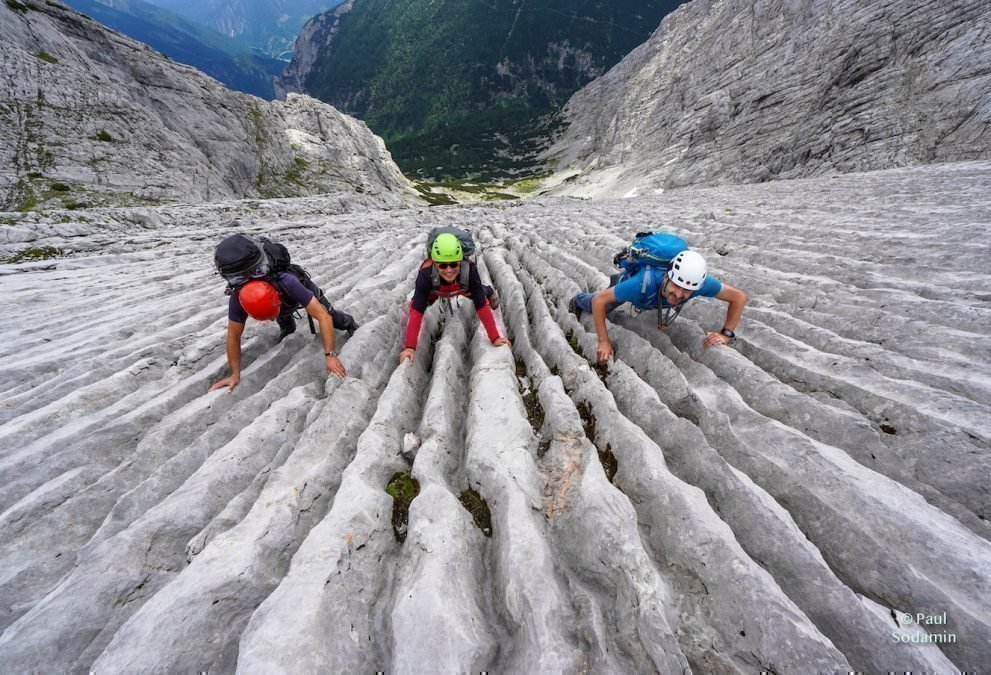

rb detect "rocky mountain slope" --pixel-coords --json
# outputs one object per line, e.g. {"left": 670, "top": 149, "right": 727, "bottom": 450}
{"left": 0, "top": 0, "right": 416, "bottom": 211}
{"left": 1, "top": 159, "right": 988, "bottom": 671}
{"left": 283, "top": 0, "right": 685, "bottom": 179}
{"left": 543, "top": 0, "right": 991, "bottom": 197}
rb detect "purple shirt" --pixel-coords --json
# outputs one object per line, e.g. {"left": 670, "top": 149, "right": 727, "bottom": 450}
{"left": 228, "top": 272, "right": 314, "bottom": 323}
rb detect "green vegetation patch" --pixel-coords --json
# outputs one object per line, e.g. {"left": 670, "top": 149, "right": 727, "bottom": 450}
{"left": 506, "top": 174, "right": 550, "bottom": 195}
{"left": 2, "top": 245, "right": 62, "bottom": 264}
{"left": 565, "top": 329, "right": 581, "bottom": 356}
{"left": 385, "top": 471, "right": 420, "bottom": 543}
{"left": 284, "top": 157, "right": 309, "bottom": 185}
{"left": 458, "top": 489, "right": 492, "bottom": 537}
{"left": 515, "top": 358, "right": 545, "bottom": 434}
{"left": 6, "top": 0, "right": 30, "bottom": 11}
{"left": 575, "top": 401, "right": 596, "bottom": 442}
{"left": 598, "top": 443, "right": 618, "bottom": 483}
{"left": 412, "top": 182, "right": 457, "bottom": 206}
{"left": 93, "top": 130, "right": 114, "bottom": 142}
{"left": 35, "top": 51, "right": 58, "bottom": 64}
{"left": 303, "top": 0, "right": 677, "bottom": 181}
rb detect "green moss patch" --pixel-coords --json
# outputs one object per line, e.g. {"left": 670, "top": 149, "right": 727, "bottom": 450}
{"left": 385, "top": 471, "right": 420, "bottom": 543}
{"left": 458, "top": 489, "right": 492, "bottom": 537}
{"left": 565, "top": 329, "right": 581, "bottom": 356}
{"left": 413, "top": 182, "right": 457, "bottom": 206}
{"left": 598, "top": 443, "right": 618, "bottom": 483}
{"left": 35, "top": 51, "right": 58, "bottom": 64}
{"left": 515, "top": 358, "right": 545, "bottom": 434}
{"left": 2, "top": 245, "right": 62, "bottom": 264}
{"left": 575, "top": 401, "right": 596, "bottom": 442}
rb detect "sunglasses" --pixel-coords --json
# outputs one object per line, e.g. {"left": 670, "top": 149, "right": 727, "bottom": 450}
{"left": 436, "top": 261, "right": 461, "bottom": 270}
{"left": 222, "top": 264, "right": 270, "bottom": 287}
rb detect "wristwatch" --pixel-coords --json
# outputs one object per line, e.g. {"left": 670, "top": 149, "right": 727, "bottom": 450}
{"left": 720, "top": 328, "right": 736, "bottom": 340}
{"left": 325, "top": 351, "right": 338, "bottom": 358}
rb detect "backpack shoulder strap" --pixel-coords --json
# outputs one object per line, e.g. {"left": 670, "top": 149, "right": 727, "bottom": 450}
{"left": 267, "top": 273, "right": 290, "bottom": 302}
{"left": 459, "top": 259, "right": 471, "bottom": 287}
{"left": 641, "top": 266, "right": 653, "bottom": 301}
{"left": 427, "top": 260, "right": 441, "bottom": 291}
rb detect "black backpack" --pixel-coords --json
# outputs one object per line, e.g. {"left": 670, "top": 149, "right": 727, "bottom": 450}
{"left": 214, "top": 233, "right": 264, "bottom": 278}
{"left": 215, "top": 233, "right": 312, "bottom": 299}
{"left": 215, "top": 233, "right": 296, "bottom": 278}
{"left": 258, "top": 237, "right": 291, "bottom": 275}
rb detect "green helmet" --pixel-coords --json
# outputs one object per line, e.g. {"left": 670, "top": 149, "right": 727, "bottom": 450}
{"left": 431, "top": 232, "right": 463, "bottom": 262}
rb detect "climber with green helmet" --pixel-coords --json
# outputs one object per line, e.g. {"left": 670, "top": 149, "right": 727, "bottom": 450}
{"left": 400, "top": 231, "right": 510, "bottom": 364}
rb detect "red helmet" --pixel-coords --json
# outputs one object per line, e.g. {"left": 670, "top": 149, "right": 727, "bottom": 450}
{"left": 239, "top": 280, "right": 280, "bottom": 320}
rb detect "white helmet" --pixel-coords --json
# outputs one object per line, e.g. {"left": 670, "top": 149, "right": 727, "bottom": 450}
{"left": 667, "top": 250, "right": 707, "bottom": 290}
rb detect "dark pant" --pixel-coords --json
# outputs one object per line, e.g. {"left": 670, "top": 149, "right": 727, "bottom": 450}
{"left": 279, "top": 276, "right": 356, "bottom": 333}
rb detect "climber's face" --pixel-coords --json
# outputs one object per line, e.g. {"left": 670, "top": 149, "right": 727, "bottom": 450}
{"left": 435, "top": 260, "right": 461, "bottom": 283}
{"left": 661, "top": 277, "right": 693, "bottom": 306}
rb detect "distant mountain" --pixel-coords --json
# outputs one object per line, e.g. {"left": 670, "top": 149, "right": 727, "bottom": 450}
{"left": 62, "top": 0, "right": 285, "bottom": 98}
{"left": 542, "top": 0, "right": 991, "bottom": 197}
{"left": 285, "top": 0, "right": 686, "bottom": 181}
{"left": 142, "top": 0, "right": 345, "bottom": 60}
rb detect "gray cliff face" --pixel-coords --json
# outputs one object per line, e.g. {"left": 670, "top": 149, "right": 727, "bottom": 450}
{"left": 275, "top": 0, "right": 353, "bottom": 99}
{"left": 0, "top": 0, "right": 414, "bottom": 211}
{"left": 544, "top": 0, "right": 991, "bottom": 197}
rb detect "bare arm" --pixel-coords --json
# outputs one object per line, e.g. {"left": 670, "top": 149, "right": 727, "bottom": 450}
{"left": 210, "top": 320, "right": 245, "bottom": 392}
{"left": 305, "top": 297, "right": 346, "bottom": 377}
{"left": 703, "top": 283, "right": 748, "bottom": 348}
{"left": 591, "top": 287, "right": 617, "bottom": 364}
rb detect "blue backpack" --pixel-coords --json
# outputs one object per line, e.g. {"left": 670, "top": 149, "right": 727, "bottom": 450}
{"left": 613, "top": 232, "right": 688, "bottom": 276}
{"left": 612, "top": 232, "right": 691, "bottom": 326}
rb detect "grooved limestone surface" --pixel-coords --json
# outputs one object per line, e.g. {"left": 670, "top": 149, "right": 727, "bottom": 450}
{"left": 1, "top": 160, "right": 989, "bottom": 672}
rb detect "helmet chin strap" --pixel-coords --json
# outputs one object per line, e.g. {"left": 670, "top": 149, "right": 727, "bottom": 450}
{"left": 657, "top": 276, "right": 685, "bottom": 328}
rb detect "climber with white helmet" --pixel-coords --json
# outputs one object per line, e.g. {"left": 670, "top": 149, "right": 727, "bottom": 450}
{"left": 569, "top": 239, "right": 748, "bottom": 364}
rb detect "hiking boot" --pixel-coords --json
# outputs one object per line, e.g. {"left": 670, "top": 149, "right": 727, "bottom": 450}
{"left": 334, "top": 311, "right": 359, "bottom": 337}
{"left": 277, "top": 315, "right": 297, "bottom": 342}
{"left": 568, "top": 297, "right": 583, "bottom": 321}
{"left": 488, "top": 291, "right": 500, "bottom": 310}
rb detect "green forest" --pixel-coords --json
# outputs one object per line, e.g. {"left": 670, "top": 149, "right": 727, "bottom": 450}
{"left": 304, "top": 0, "right": 684, "bottom": 180}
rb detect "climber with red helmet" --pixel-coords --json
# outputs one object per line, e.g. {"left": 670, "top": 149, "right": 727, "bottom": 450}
{"left": 210, "top": 234, "right": 356, "bottom": 391}
{"left": 399, "top": 231, "right": 510, "bottom": 365}
{"left": 569, "top": 244, "right": 748, "bottom": 364}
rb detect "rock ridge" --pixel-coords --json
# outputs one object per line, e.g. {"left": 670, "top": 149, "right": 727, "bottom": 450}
{"left": 0, "top": 0, "right": 415, "bottom": 211}
{"left": 543, "top": 0, "right": 991, "bottom": 197}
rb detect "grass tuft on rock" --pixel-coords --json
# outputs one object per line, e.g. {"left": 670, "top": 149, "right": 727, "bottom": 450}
{"left": 2, "top": 245, "right": 62, "bottom": 264}
{"left": 598, "top": 443, "right": 619, "bottom": 483}
{"left": 575, "top": 401, "right": 596, "bottom": 442}
{"left": 515, "top": 357, "right": 545, "bottom": 433}
{"left": 385, "top": 471, "right": 420, "bottom": 543}
{"left": 458, "top": 489, "right": 492, "bottom": 537}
